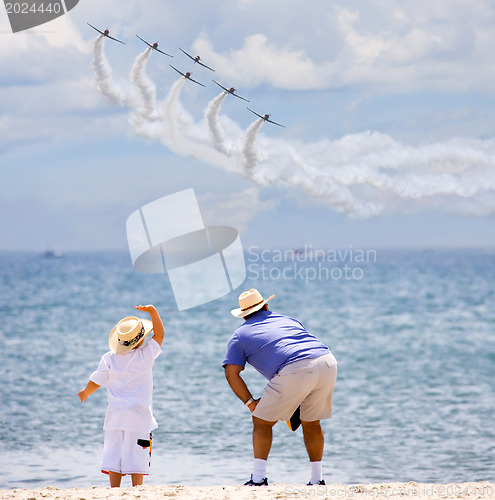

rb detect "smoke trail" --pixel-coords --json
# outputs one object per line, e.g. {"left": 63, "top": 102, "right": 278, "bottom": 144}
{"left": 204, "top": 92, "right": 236, "bottom": 156}
{"left": 247, "top": 132, "right": 495, "bottom": 216}
{"left": 90, "top": 54, "right": 495, "bottom": 217}
{"left": 129, "top": 48, "right": 158, "bottom": 121}
{"left": 307, "top": 132, "right": 495, "bottom": 204}
{"left": 285, "top": 147, "right": 381, "bottom": 216}
{"left": 91, "top": 36, "right": 125, "bottom": 106}
{"left": 159, "top": 78, "right": 188, "bottom": 152}
{"left": 242, "top": 119, "right": 265, "bottom": 179}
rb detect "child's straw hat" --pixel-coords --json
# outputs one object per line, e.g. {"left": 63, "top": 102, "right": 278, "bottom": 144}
{"left": 109, "top": 316, "right": 153, "bottom": 354}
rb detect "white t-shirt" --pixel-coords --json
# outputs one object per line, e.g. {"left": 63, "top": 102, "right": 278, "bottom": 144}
{"left": 90, "top": 338, "right": 161, "bottom": 433}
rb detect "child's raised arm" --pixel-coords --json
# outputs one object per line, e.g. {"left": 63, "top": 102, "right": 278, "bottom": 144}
{"left": 134, "top": 304, "right": 164, "bottom": 346}
{"left": 78, "top": 380, "right": 100, "bottom": 403}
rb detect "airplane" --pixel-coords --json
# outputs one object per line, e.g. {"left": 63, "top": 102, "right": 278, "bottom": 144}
{"left": 212, "top": 80, "right": 249, "bottom": 102}
{"left": 247, "top": 108, "right": 285, "bottom": 128}
{"left": 136, "top": 35, "right": 173, "bottom": 57}
{"left": 179, "top": 48, "right": 215, "bottom": 71}
{"left": 169, "top": 65, "right": 205, "bottom": 87}
{"left": 87, "top": 23, "right": 125, "bottom": 44}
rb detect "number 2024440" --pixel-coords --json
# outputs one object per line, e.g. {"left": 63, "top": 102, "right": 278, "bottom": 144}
{"left": 5, "top": 2, "right": 62, "bottom": 14}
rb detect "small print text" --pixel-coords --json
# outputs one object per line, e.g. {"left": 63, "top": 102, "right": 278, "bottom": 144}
{"left": 5, "top": 2, "right": 62, "bottom": 14}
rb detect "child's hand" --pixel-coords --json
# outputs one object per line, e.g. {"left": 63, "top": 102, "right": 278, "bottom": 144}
{"left": 134, "top": 305, "right": 164, "bottom": 346}
{"left": 134, "top": 304, "right": 156, "bottom": 314}
{"left": 79, "top": 381, "right": 100, "bottom": 403}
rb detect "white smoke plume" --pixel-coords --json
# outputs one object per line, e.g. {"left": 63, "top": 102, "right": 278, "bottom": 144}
{"left": 91, "top": 36, "right": 125, "bottom": 106}
{"left": 242, "top": 132, "right": 495, "bottom": 216}
{"left": 129, "top": 48, "right": 158, "bottom": 122}
{"left": 92, "top": 52, "right": 495, "bottom": 218}
{"left": 148, "top": 76, "right": 237, "bottom": 172}
{"left": 204, "top": 92, "right": 237, "bottom": 156}
{"left": 241, "top": 119, "right": 265, "bottom": 180}
{"left": 160, "top": 78, "right": 189, "bottom": 153}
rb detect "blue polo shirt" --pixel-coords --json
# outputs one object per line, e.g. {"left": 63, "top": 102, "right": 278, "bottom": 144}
{"left": 222, "top": 310, "right": 329, "bottom": 380}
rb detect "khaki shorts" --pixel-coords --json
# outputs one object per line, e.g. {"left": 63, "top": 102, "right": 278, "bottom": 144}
{"left": 252, "top": 353, "right": 338, "bottom": 422}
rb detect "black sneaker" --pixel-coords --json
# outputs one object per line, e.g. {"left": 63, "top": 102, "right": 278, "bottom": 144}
{"left": 307, "top": 479, "right": 326, "bottom": 485}
{"left": 244, "top": 475, "right": 268, "bottom": 486}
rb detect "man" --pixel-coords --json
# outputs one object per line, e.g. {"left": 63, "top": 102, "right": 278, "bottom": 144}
{"left": 223, "top": 289, "right": 338, "bottom": 486}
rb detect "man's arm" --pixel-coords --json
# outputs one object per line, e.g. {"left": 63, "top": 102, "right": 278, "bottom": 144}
{"left": 134, "top": 304, "right": 164, "bottom": 346}
{"left": 224, "top": 364, "right": 259, "bottom": 413}
{"left": 78, "top": 380, "right": 100, "bottom": 403}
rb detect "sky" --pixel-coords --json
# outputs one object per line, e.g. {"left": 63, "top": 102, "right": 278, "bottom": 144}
{"left": 1, "top": 0, "right": 495, "bottom": 252}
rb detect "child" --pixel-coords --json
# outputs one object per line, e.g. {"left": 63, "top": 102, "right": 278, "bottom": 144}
{"left": 78, "top": 304, "right": 164, "bottom": 487}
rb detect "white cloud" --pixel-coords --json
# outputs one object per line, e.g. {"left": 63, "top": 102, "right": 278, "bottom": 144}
{"left": 0, "top": 74, "right": 128, "bottom": 152}
{"left": 192, "top": 33, "right": 323, "bottom": 90}
{"left": 329, "top": 2, "right": 495, "bottom": 93}
{"left": 0, "top": 14, "right": 88, "bottom": 57}
{"left": 182, "top": 1, "right": 495, "bottom": 94}
{"left": 89, "top": 49, "right": 495, "bottom": 219}
{"left": 199, "top": 188, "right": 278, "bottom": 233}
{"left": 1, "top": 0, "right": 495, "bottom": 250}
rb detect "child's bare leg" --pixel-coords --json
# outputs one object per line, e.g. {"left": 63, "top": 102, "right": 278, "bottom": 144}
{"left": 131, "top": 474, "right": 144, "bottom": 486}
{"left": 108, "top": 471, "right": 122, "bottom": 487}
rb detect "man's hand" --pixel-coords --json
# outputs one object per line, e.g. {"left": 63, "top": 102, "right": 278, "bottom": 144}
{"left": 224, "top": 364, "right": 257, "bottom": 410}
{"left": 247, "top": 398, "right": 260, "bottom": 413}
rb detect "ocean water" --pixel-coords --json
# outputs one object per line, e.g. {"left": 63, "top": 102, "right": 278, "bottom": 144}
{"left": 0, "top": 248, "right": 494, "bottom": 489}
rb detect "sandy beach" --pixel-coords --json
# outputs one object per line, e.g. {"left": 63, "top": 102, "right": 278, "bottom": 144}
{"left": 1, "top": 482, "right": 494, "bottom": 500}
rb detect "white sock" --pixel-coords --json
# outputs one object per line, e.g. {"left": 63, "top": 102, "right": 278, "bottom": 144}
{"left": 252, "top": 458, "right": 267, "bottom": 482}
{"left": 310, "top": 461, "right": 322, "bottom": 484}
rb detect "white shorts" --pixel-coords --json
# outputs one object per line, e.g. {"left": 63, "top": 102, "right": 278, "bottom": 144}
{"left": 253, "top": 353, "right": 338, "bottom": 422}
{"left": 101, "top": 430, "right": 152, "bottom": 476}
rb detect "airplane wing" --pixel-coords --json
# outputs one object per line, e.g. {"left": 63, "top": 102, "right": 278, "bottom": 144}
{"left": 155, "top": 47, "right": 173, "bottom": 57}
{"left": 136, "top": 35, "right": 172, "bottom": 56}
{"left": 179, "top": 47, "right": 215, "bottom": 71}
{"left": 266, "top": 118, "right": 286, "bottom": 128}
{"left": 88, "top": 23, "right": 125, "bottom": 44}
{"left": 179, "top": 47, "right": 196, "bottom": 62}
{"left": 87, "top": 22, "right": 104, "bottom": 36}
{"left": 106, "top": 34, "right": 125, "bottom": 44}
{"left": 170, "top": 65, "right": 186, "bottom": 78}
{"left": 213, "top": 80, "right": 229, "bottom": 92}
{"left": 247, "top": 108, "right": 265, "bottom": 120}
{"left": 136, "top": 34, "right": 153, "bottom": 48}
{"left": 170, "top": 65, "right": 205, "bottom": 87}
{"left": 247, "top": 108, "right": 285, "bottom": 127}
{"left": 231, "top": 91, "right": 249, "bottom": 102}
{"left": 196, "top": 60, "right": 215, "bottom": 72}
{"left": 214, "top": 80, "right": 250, "bottom": 101}
{"left": 188, "top": 76, "right": 206, "bottom": 87}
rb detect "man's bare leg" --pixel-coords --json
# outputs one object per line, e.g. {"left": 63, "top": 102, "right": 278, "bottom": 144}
{"left": 252, "top": 415, "right": 276, "bottom": 459}
{"left": 301, "top": 420, "right": 324, "bottom": 461}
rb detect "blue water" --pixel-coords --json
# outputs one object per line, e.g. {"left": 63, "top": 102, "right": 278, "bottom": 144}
{"left": 0, "top": 249, "right": 494, "bottom": 489}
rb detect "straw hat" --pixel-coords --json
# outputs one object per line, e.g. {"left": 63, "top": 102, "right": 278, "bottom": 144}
{"left": 109, "top": 316, "right": 154, "bottom": 355}
{"left": 231, "top": 288, "right": 275, "bottom": 318}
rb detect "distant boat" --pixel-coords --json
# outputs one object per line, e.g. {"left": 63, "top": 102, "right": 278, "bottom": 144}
{"left": 41, "top": 249, "right": 63, "bottom": 259}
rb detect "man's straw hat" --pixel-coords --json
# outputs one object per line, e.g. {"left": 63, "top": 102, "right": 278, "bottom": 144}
{"left": 231, "top": 288, "right": 275, "bottom": 318}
